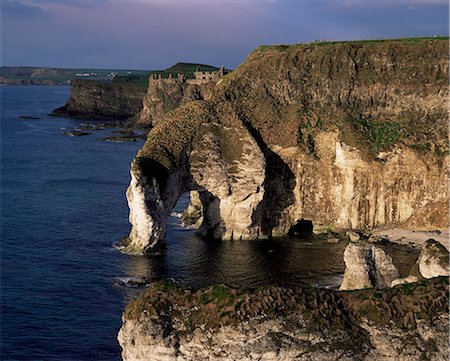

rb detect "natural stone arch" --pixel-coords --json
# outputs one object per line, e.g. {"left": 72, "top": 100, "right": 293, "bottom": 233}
{"left": 124, "top": 101, "right": 266, "bottom": 254}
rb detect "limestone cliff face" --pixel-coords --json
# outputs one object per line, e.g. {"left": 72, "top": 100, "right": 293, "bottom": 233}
{"left": 118, "top": 278, "right": 449, "bottom": 361}
{"left": 125, "top": 39, "right": 448, "bottom": 254}
{"left": 51, "top": 79, "right": 145, "bottom": 119}
{"left": 135, "top": 80, "right": 215, "bottom": 128}
{"left": 124, "top": 101, "right": 265, "bottom": 252}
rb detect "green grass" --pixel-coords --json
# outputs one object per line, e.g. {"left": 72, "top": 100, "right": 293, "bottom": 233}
{"left": 349, "top": 116, "right": 401, "bottom": 153}
{"left": 253, "top": 36, "right": 449, "bottom": 55}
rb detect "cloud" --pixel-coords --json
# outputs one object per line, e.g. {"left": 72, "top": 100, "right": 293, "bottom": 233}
{"left": 1, "top": 0, "right": 53, "bottom": 18}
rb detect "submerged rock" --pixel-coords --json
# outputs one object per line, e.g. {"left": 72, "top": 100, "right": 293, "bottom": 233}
{"left": 98, "top": 135, "right": 143, "bottom": 142}
{"left": 118, "top": 278, "right": 449, "bottom": 361}
{"left": 418, "top": 239, "right": 449, "bottom": 279}
{"left": 79, "top": 121, "right": 124, "bottom": 131}
{"left": 19, "top": 115, "right": 40, "bottom": 120}
{"left": 340, "top": 242, "right": 400, "bottom": 290}
{"left": 64, "top": 130, "right": 91, "bottom": 137}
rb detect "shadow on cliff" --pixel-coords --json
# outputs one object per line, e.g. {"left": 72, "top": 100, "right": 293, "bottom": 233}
{"left": 242, "top": 121, "right": 296, "bottom": 237}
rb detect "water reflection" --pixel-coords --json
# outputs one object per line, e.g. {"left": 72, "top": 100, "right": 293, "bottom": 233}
{"left": 120, "top": 214, "right": 350, "bottom": 291}
{"left": 119, "top": 195, "right": 420, "bottom": 293}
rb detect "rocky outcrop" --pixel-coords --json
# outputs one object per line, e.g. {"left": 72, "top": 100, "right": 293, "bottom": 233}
{"left": 181, "top": 190, "right": 203, "bottom": 227}
{"left": 124, "top": 102, "right": 265, "bottom": 252}
{"left": 340, "top": 242, "right": 400, "bottom": 290}
{"left": 125, "top": 38, "right": 449, "bottom": 254}
{"left": 51, "top": 79, "right": 146, "bottom": 119}
{"left": 418, "top": 239, "right": 449, "bottom": 279}
{"left": 135, "top": 80, "right": 215, "bottom": 128}
{"left": 118, "top": 277, "right": 449, "bottom": 361}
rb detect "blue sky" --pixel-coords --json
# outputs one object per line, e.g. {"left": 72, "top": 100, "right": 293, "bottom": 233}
{"left": 1, "top": 0, "right": 448, "bottom": 70}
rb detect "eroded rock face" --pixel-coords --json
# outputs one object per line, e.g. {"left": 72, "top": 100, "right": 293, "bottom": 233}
{"left": 118, "top": 278, "right": 449, "bottom": 361}
{"left": 126, "top": 102, "right": 265, "bottom": 253}
{"left": 136, "top": 81, "right": 215, "bottom": 128}
{"left": 181, "top": 190, "right": 203, "bottom": 227}
{"left": 418, "top": 239, "right": 449, "bottom": 279}
{"left": 125, "top": 39, "right": 449, "bottom": 254}
{"left": 51, "top": 79, "right": 145, "bottom": 119}
{"left": 340, "top": 242, "right": 400, "bottom": 290}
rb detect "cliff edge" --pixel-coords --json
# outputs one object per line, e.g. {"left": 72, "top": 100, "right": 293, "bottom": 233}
{"left": 124, "top": 38, "right": 449, "bottom": 254}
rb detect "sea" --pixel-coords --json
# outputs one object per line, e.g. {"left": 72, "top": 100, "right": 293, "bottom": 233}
{"left": 0, "top": 86, "right": 418, "bottom": 360}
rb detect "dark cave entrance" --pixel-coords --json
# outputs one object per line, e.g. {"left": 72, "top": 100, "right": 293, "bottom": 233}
{"left": 287, "top": 219, "right": 313, "bottom": 238}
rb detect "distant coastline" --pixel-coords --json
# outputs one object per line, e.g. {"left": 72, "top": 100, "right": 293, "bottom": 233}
{"left": 0, "top": 66, "right": 150, "bottom": 86}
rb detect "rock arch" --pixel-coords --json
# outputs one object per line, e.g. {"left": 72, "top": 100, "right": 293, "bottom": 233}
{"left": 124, "top": 102, "right": 267, "bottom": 254}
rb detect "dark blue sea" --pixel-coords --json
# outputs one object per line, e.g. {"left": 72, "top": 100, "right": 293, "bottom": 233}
{"left": 1, "top": 86, "right": 145, "bottom": 360}
{"left": 1, "top": 86, "right": 418, "bottom": 360}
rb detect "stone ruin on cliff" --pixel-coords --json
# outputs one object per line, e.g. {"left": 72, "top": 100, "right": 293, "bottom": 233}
{"left": 149, "top": 65, "right": 227, "bottom": 86}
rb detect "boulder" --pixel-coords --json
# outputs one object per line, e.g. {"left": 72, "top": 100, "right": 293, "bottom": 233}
{"left": 340, "top": 242, "right": 400, "bottom": 290}
{"left": 418, "top": 239, "right": 449, "bottom": 279}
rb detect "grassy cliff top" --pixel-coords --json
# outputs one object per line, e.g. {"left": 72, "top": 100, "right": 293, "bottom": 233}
{"left": 165, "top": 62, "right": 220, "bottom": 73}
{"left": 248, "top": 36, "right": 449, "bottom": 60}
{"left": 124, "top": 277, "right": 448, "bottom": 334}
{"left": 135, "top": 101, "right": 213, "bottom": 170}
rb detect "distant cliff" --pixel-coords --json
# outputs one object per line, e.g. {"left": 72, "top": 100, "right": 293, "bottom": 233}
{"left": 123, "top": 38, "right": 449, "bottom": 254}
{"left": 51, "top": 79, "right": 146, "bottom": 120}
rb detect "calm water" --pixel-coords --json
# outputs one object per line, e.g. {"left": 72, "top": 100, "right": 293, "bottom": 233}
{"left": 0, "top": 86, "right": 418, "bottom": 360}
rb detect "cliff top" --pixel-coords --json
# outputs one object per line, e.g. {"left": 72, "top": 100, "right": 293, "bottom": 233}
{"left": 247, "top": 36, "right": 449, "bottom": 61}
{"left": 137, "top": 38, "right": 448, "bottom": 170}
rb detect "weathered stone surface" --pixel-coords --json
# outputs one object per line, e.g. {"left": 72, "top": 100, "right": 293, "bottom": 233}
{"left": 391, "top": 275, "right": 418, "bottom": 287}
{"left": 135, "top": 80, "right": 215, "bottom": 128}
{"left": 125, "top": 39, "right": 449, "bottom": 254}
{"left": 340, "top": 242, "right": 400, "bottom": 290}
{"left": 418, "top": 239, "right": 449, "bottom": 279}
{"left": 181, "top": 190, "right": 203, "bottom": 228}
{"left": 118, "top": 278, "right": 449, "bottom": 361}
{"left": 125, "top": 101, "right": 265, "bottom": 252}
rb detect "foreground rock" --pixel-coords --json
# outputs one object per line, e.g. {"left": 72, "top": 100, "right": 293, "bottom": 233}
{"left": 340, "top": 242, "right": 400, "bottom": 290}
{"left": 418, "top": 239, "right": 449, "bottom": 279}
{"left": 118, "top": 278, "right": 449, "bottom": 361}
{"left": 125, "top": 38, "right": 449, "bottom": 254}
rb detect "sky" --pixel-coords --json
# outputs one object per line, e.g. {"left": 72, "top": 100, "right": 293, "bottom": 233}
{"left": 1, "top": 0, "right": 448, "bottom": 70}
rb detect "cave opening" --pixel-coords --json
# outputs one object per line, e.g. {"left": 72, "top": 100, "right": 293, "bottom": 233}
{"left": 287, "top": 219, "right": 313, "bottom": 238}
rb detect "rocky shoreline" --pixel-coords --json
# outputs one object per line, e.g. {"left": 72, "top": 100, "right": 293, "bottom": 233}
{"left": 118, "top": 276, "right": 449, "bottom": 361}
{"left": 117, "top": 226, "right": 449, "bottom": 359}
{"left": 116, "top": 38, "right": 449, "bottom": 360}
